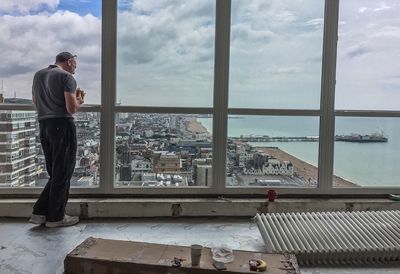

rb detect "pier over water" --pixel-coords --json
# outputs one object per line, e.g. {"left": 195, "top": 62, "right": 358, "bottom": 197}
{"left": 231, "top": 136, "right": 319, "bottom": 142}
{"left": 232, "top": 134, "right": 388, "bottom": 143}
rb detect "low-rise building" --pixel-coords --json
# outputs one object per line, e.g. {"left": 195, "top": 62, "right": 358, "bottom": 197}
{"left": 152, "top": 151, "right": 181, "bottom": 174}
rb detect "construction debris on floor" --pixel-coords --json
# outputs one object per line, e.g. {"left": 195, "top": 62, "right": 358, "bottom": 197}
{"left": 64, "top": 237, "right": 300, "bottom": 274}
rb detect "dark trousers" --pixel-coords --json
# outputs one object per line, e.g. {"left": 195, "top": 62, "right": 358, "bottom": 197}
{"left": 33, "top": 118, "right": 77, "bottom": 222}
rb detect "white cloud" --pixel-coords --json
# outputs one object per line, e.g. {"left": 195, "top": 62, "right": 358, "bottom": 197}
{"left": 229, "top": 0, "right": 325, "bottom": 109}
{"left": 358, "top": 7, "right": 368, "bottom": 13}
{"left": 0, "top": 0, "right": 59, "bottom": 14}
{"left": 336, "top": 1, "right": 400, "bottom": 110}
{"left": 374, "top": 3, "right": 392, "bottom": 12}
{"left": 0, "top": 10, "right": 101, "bottom": 103}
{"left": 231, "top": 23, "right": 275, "bottom": 52}
{"left": 270, "top": 66, "right": 302, "bottom": 75}
{"left": 232, "top": 0, "right": 298, "bottom": 30}
{"left": 346, "top": 44, "right": 372, "bottom": 58}
{"left": 117, "top": 0, "right": 215, "bottom": 65}
{"left": 303, "top": 18, "right": 324, "bottom": 27}
{"left": 371, "top": 25, "right": 400, "bottom": 38}
{"left": 116, "top": 0, "right": 216, "bottom": 107}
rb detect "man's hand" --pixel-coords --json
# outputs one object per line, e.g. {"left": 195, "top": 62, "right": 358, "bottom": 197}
{"left": 76, "top": 88, "right": 85, "bottom": 105}
{"left": 65, "top": 91, "right": 83, "bottom": 114}
{"left": 77, "top": 96, "right": 84, "bottom": 105}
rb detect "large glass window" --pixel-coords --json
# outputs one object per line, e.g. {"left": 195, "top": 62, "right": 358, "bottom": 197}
{"left": 0, "top": 111, "right": 100, "bottom": 188}
{"left": 0, "top": 1, "right": 399, "bottom": 195}
{"left": 0, "top": 1, "right": 101, "bottom": 189}
{"left": 117, "top": 0, "right": 216, "bottom": 107}
{"left": 229, "top": 0, "right": 325, "bottom": 109}
{"left": 334, "top": 0, "right": 399, "bottom": 189}
{"left": 115, "top": 113, "right": 212, "bottom": 187}
{"left": 226, "top": 116, "right": 319, "bottom": 188}
{"left": 0, "top": 1, "right": 101, "bottom": 104}
{"left": 334, "top": 117, "right": 398, "bottom": 188}
{"left": 0, "top": 111, "right": 37, "bottom": 187}
{"left": 336, "top": 0, "right": 400, "bottom": 110}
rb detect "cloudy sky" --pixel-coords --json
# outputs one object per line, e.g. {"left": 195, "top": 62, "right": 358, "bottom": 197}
{"left": 336, "top": 0, "right": 400, "bottom": 110}
{"left": 0, "top": 0, "right": 101, "bottom": 104}
{"left": 0, "top": 0, "right": 399, "bottom": 110}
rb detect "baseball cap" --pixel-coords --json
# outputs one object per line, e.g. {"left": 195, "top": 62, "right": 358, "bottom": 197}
{"left": 55, "top": 52, "right": 77, "bottom": 63}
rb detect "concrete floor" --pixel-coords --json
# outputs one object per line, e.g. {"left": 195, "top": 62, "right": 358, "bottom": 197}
{"left": 0, "top": 218, "right": 399, "bottom": 274}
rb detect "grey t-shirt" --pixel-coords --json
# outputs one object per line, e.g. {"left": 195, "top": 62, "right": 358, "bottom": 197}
{"left": 32, "top": 65, "right": 77, "bottom": 121}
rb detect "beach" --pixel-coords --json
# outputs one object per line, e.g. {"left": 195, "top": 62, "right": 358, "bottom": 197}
{"left": 188, "top": 118, "right": 360, "bottom": 187}
{"left": 184, "top": 118, "right": 209, "bottom": 134}
{"left": 258, "top": 147, "right": 359, "bottom": 188}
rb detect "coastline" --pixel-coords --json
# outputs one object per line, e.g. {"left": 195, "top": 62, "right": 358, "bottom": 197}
{"left": 187, "top": 118, "right": 359, "bottom": 187}
{"left": 258, "top": 147, "right": 359, "bottom": 188}
{"left": 193, "top": 117, "right": 399, "bottom": 187}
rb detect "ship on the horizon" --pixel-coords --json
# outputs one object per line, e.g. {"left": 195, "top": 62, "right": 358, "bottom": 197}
{"left": 335, "top": 132, "right": 388, "bottom": 143}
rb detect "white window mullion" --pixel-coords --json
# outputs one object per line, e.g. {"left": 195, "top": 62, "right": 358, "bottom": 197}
{"left": 101, "top": 0, "right": 117, "bottom": 194}
{"left": 213, "top": 0, "right": 231, "bottom": 194}
{"left": 318, "top": 0, "right": 339, "bottom": 194}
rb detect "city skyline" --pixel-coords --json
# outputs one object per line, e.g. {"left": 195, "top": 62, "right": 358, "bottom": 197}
{"left": 0, "top": 109, "right": 398, "bottom": 188}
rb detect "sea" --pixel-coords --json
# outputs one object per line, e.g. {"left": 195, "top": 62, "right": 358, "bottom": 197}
{"left": 198, "top": 116, "right": 400, "bottom": 187}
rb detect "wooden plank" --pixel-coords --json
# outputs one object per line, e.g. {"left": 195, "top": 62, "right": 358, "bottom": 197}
{"left": 65, "top": 237, "right": 299, "bottom": 274}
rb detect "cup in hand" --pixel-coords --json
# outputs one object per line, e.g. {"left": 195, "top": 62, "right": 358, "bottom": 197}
{"left": 190, "top": 244, "right": 202, "bottom": 266}
{"left": 76, "top": 88, "right": 85, "bottom": 100}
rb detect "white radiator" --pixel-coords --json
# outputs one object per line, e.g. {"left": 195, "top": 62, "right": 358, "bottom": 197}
{"left": 254, "top": 210, "right": 400, "bottom": 265}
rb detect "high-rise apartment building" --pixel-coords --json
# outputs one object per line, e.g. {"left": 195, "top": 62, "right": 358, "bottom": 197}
{"left": 0, "top": 111, "right": 37, "bottom": 187}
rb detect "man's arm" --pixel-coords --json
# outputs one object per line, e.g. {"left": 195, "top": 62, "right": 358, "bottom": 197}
{"left": 64, "top": 91, "right": 84, "bottom": 115}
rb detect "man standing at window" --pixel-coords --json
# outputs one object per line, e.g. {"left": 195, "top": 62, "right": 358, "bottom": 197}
{"left": 30, "top": 52, "right": 84, "bottom": 227}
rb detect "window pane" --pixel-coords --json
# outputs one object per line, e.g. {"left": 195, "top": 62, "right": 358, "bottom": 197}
{"left": 115, "top": 113, "right": 213, "bottom": 187}
{"left": 0, "top": 111, "right": 37, "bottom": 187}
{"left": 334, "top": 117, "right": 398, "bottom": 187}
{"left": 229, "top": 0, "right": 324, "bottom": 109}
{"left": 74, "top": 112, "right": 101, "bottom": 187}
{"left": 117, "top": 1, "right": 216, "bottom": 107}
{"left": 38, "top": 112, "right": 101, "bottom": 188}
{"left": 336, "top": 1, "right": 400, "bottom": 110}
{"left": 0, "top": 111, "right": 100, "bottom": 188}
{"left": 0, "top": 1, "right": 101, "bottom": 104}
{"left": 225, "top": 116, "right": 319, "bottom": 188}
